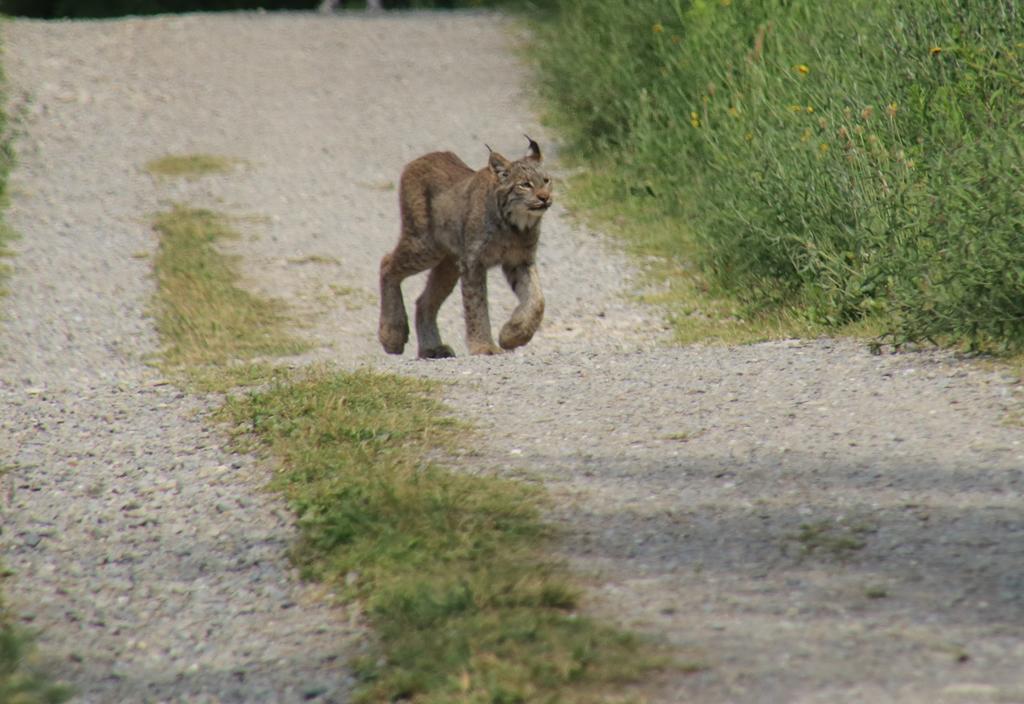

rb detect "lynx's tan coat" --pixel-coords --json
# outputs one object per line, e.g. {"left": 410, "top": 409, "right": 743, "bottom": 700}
{"left": 378, "top": 137, "right": 552, "bottom": 358}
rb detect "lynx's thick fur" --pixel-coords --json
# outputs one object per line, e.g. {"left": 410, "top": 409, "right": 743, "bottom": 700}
{"left": 378, "top": 137, "right": 552, "bottom": 358}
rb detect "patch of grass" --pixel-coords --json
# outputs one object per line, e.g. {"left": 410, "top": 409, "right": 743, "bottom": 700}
{"left": 326, "top": 284, "right": 375, "bottom": 311}
{"left": 218, "top": 367, "right": 666, "bottom": 703}
{"left": 0, "top": 617, "right": 73, "bottom": 704}
{"left": 563, "top": 168, "right": 884, "bottom": 345}
{"left": 287, "top": 254, "right": 340, "bottom": 266}
{"left": 864, "top": 585, "right": 889, "bottom": 599}
{"left": 152, "top": 205, "right": 307, "bottom": 375}
{"left": 789, "top": 520, "right": 876, "bottom": 562}
{"left": 0, "top": 219, "right": 14, "bottom": 299}
{"left": 535, "top": 0, "right": 1024, "bottom": 353}
{"left": 0, "top": 68, "right": 13, "bottom": 298}
{"left": 663, "top": 429, "right": 704, "bottom": 443}
{"left": 145, "top": 153, "right": 237, "bottom": 179}
{"left": 149, "top": 190, "right": 665, "bottom": 701}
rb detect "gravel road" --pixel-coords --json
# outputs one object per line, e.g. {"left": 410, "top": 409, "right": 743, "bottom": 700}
{"left": 3, "top": 11, "right": 1023, "bottom": 704}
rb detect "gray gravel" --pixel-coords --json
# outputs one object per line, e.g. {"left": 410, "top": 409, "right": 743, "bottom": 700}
{"left": 3, "top": 11, "right": 1024, "bottom": 704}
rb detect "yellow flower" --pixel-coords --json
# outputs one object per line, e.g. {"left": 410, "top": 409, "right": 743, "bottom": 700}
{"left": 930, "top": 46, "right": 942, "bottom": 55}
{"left": 789, "top": 104, "right": 804, "bottom": 113}
{"left": 690, "top": 111, "right": 700, "bottom": 128}
{"left": 800, "top": 128, "right": 812, "bottom": 143}
{"left": 806, "top": 105, "right": 814, "bottom": 114}
{"left": 819, "top": 143, "right": 830, "bottom": 154}
{"left": 728, "top": 106, "right": 740, "bottom": 118}
{"left": 795, "top": 64, "right": 810, "bottom": 75}
{"left": 653, "top": 23, "right": 664, "bottom": 34}
{"left": 886, "top": 102, "right": 898, "bottom": 118}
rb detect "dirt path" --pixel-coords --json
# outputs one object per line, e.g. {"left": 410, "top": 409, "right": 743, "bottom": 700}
{"left": 3, "top": 12, "right": 1024, "bottom": 704}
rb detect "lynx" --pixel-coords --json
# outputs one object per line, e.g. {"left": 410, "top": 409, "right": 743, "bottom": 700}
{"left": 378, "top": 136, "right": 552, "bottom": 358}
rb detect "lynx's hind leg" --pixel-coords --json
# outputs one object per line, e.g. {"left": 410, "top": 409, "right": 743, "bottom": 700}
{"left": 415, "top": 256, "right": 459, "bottom": 359}
{"left": 378, "top": 239, "right": 442, "bottom": 355}
{"left": 499, "top": 263, "right": 545, "bottom": 350}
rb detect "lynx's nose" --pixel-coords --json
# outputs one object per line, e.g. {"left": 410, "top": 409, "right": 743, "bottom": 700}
{"left": 536, "top": 189, "right": 552, "bottom": 207}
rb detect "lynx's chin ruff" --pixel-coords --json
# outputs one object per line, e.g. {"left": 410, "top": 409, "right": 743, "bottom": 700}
{"left": 377, "top": 136, "right": 552, "bottom": 358}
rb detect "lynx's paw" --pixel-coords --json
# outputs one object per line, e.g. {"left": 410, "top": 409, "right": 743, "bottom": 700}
{"left": 378, "top": 321, "right": 409, "bottom": 355}
{"left": 418, "top": 344, "right": 456, "bottom": 359}
{"left": 499, "top": 321, "right": 534, "bottom": 350}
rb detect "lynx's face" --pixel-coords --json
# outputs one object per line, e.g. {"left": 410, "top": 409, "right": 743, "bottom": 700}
{"left": 489, "top": 137, "right": 553, "bottom": 230}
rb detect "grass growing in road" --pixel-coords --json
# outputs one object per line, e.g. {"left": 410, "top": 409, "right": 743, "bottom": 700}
{"left": 145, "top": 153, "right": 237, "bottom": 179}
{"left": 0, "top": 222, "right": 13, "bottom": 299}
{"left": 152, "top": 205, "right": 306, "bottom": 377}
{"left": 219, "top": 368, "right": 660, "bottom": 702}
{"left": 0, "top": 615, "right": 72, "bottom": 704}
{"left": 150, "top": 192, "right": 663, "bottom": 701}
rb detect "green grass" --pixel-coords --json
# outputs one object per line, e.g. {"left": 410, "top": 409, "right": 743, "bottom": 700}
{"left": 0, "top": 221, "right": 13, "bottom": 299}
{"left": 562, "top": 166, "right": 882, "bottom": 345}
{"left": 218, "top": 368, "right": 664, "bottom": 702}
{"left": 150, "top": 191, "right": 665, "bottom": 701}
{"left": 535, "top": 0, "right": 1024, "bottom": 353}
{"left": 144, "top": 153, "right": 238, "bottom": 179}
{"left": 152, "top": 205, "right": 307, "bottom": 379}
{"left": 789, "top": 520, "right": 876, "bottom": 562}
{"left": 0, "top": 617, "right": 72, "bottom": 704}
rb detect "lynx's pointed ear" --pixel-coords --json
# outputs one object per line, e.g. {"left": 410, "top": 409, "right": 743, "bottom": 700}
{"left": 523, "top": 134, "right": 542, "bottom": 162}
{"left": 487, "top": 145, "right": 512, "bottom": 180}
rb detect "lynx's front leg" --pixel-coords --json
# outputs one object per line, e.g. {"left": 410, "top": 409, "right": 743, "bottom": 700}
{"left": 499, "top": 263, "right": 545, "bottom": 350}
{"left": 460, "top": 261, "right": 501, "bottom": 355}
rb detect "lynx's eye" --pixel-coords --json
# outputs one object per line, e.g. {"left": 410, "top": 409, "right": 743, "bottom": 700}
{"left": 518, "top": 181, "right": 532, "bottom": 189}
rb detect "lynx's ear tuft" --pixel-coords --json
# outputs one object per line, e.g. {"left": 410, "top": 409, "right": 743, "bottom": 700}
{"left": 487, "top": 145, "right": 512, "bottom": 180}
{"left": 524, "top": 134, "right": 542, "bottom": 162}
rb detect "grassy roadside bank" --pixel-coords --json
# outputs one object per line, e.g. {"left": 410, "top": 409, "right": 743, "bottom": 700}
{"left": 150, "top": 156, "right": 663, "bottom": 702}
{"left": 533, "top": 0, "right": 1024, "bottom": 354}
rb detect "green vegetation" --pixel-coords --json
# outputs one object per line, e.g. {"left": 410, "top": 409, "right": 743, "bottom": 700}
{"left": 150, "top": 186, "right": 661, "bottom": 702}
{"left": 0, "top": 617, "right": 72, "bottom": 704}
{"left": 790, "top": 520, "right": 875, "bottom": 562}
{"left": 145, "top": 153, "right": 238, "bottom": 179}
{"left": 152, "top": 205, "right": 306, "bottom": 377}
{"left": 537, "top": 0, "right": 1024, "bottom": 353}
{"left": 219, "top": 368, "right": 660, "bottom": 702}
{"left": 0, "top": 64, "right": 13, "bottom": 299}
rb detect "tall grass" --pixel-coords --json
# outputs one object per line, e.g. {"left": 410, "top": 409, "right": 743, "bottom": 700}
{"left": 538, "top": 0, "right": 1024, "bottom": 352}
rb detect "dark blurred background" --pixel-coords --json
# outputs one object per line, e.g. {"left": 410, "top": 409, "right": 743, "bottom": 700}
{"left": 0, "top": 0, "right": 546, "bottom": 19}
